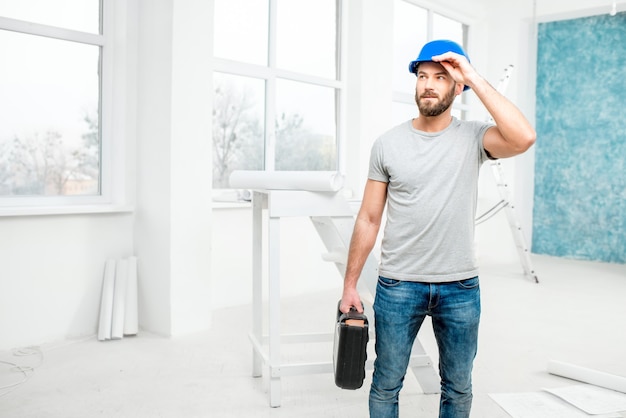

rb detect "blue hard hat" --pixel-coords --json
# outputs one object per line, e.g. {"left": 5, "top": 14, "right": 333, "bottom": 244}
{"left": 408, "top": 39, "right": 471, "bottom": 91}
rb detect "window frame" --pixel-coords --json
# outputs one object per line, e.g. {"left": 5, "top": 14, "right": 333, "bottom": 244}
{"left": 211, "top": 0, "right": 347, "bottom": 182}
{"left": 0, "top": 0, "right": 131, "bottom": 216}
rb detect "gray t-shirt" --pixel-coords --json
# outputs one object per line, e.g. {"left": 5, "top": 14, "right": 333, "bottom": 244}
{"left": 368, "top": 117, "right": 492, "bottom": 283}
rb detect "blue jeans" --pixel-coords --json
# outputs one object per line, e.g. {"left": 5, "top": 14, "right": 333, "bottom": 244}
{"left": 369, "top": 276, "right": 481, "bottom": 418}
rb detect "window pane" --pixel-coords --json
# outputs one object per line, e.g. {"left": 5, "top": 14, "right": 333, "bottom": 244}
{"left": 212, "top": 73, "right": 265, "bottom": 188}
{"left": 393, "top": 0, "right": 427, "bottom": 93}
{"left": 432, "top": 13, "right": 464, "bottom": 46}
{"left": 276, "top": 0, "right": 336, "bottom": 79}
{"left": 0, "top": 0, "right": 100, "bottom": 33}
{"left": 0, "top": 31, "right": 100, "bottom": 197}
{"left": 275, "top": 79, "right": 336, "bottom": 171}
{"left": 213, "top": 0, "right": 268, "bottom": 66}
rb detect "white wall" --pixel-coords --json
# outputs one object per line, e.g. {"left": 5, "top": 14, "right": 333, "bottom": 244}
{"left": 0, "top": 213, "right": 134, "bottom": 349}
{"left": 472, "top": 0, "right": 538, "bottom": 264}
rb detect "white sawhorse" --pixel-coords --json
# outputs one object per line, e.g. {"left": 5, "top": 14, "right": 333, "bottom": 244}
{"left": 249, "top": 190, "right": 440, "bottom": 408}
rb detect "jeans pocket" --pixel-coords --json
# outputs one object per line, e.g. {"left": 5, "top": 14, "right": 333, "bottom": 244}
{"left": 377, "top": 276, "right": 402, "bottom": 287}
{"left": 457, "top": 276, "right": 479, "bottom": 289}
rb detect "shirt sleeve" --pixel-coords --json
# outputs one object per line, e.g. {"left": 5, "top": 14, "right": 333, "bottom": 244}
{"left": 477, "top": 122, "right": 495, "bottom": 164}
{"left": 367, "top": 137, "right": 389, "bottom": 183}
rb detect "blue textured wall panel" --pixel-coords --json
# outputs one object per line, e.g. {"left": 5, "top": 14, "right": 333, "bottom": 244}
{"left": 533, "top": 13, "right": 626, "bottom": 263}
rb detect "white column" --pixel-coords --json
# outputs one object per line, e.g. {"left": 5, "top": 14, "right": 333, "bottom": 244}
{"left": 169, "top": 0, "right": 213, "bottom": 334}
{"left": 134, "top": 0, "right": 213, "bottom": 335}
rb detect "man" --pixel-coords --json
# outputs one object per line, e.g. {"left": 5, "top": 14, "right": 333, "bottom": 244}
{"left": 339, "top": 39, "right": 536, "bottom": 418}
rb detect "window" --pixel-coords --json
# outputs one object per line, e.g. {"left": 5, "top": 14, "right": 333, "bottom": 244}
{"left": 0, "top": 1, "right": 128, "bottom": 214}
{"left": 0, "top": 1, "right": 103, "bottom": 202}
{"left": 212, "top": 0, "right": 344, "bottom": 189}
{"left": 392, "top": 0, "right": 468, "bottom": 126}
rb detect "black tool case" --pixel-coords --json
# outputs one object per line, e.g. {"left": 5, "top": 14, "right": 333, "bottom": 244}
{"left": 333, "top": 301, "right": 369, "bottom": 389}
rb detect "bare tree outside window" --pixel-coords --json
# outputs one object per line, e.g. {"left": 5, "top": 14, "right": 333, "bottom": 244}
{"left": 212, "top": 74, "right": 264, "bottom": 188}
{"left": 275, "top": 78, "right": 337, "bottom": 171}
{"left": 275, "top": 112, "right": 335, "bottom": 171}
{"left": 0, "top": 114, "right": 99, "bottom": 196}
{"left": 212, "top": 74, "right": 337, "bottom": 188}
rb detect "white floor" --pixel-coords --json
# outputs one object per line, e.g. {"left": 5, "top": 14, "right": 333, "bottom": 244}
{"left": 1, "top": 254, "right": 626, "bottom": 418}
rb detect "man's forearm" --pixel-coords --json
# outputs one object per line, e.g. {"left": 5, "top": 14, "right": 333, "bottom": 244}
{"left": 344, "top": 216, "right": 380, "bottom": 289}
{"left": 469, "top": 74, "right": 536, "bottom": 152}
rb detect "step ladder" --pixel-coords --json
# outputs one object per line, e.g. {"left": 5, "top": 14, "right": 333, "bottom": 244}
{"left": 310, "top": 215, "right": 441, "bottom": 394}
{"left": 479, "top": 65, "right": 539, "bottom": 283}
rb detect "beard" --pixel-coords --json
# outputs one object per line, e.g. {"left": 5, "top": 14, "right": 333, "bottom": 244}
{"left": 415, "top": 84, "right": 457, "bottom": 117}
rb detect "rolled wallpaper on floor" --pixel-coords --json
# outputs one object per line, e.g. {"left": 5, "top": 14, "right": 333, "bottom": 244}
{"left": 98, "top": 257, "right": 138, "bottom": 341}
{"left": 548, "top": 360, "right": 626, "bottom": 394}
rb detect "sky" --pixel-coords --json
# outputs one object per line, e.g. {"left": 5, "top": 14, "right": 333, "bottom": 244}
{"left": 0, "top": 1, "right": 99, "bottom": 147}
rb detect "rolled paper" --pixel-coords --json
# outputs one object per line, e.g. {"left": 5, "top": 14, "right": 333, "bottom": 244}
{"left": 111, "top": 258, "right": 128, "bottom": 340}
{"left": 98, "top": 259, "right": 116, "bottom": 341}
{"left": 229, "top": 170, "right": 344, "bottom": 192}
{"left": 547, "top": 360, "right": 626, "bottom": 394}
{"left": 124, "top": 256, "right": 139, "bottom": 336}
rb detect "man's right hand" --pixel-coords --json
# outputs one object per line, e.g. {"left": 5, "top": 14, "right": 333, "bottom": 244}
{"left": 340, "top": 287, "right": 364, "bottom": 314}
